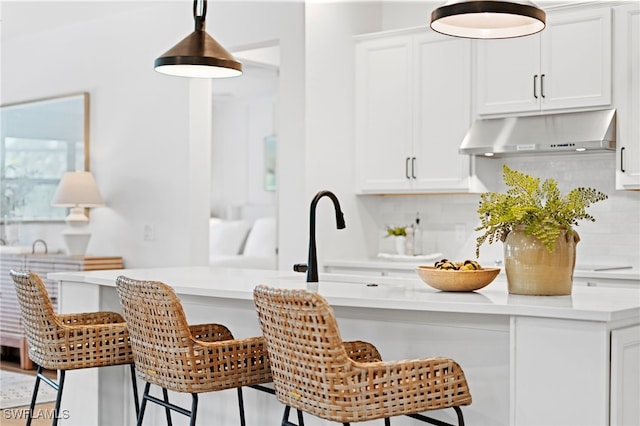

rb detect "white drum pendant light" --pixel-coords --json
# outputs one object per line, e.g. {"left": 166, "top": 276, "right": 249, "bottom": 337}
{"left": 155, "top": 0, "right": 242, "bottom": 78}
{"left": 430, "top": 0, "right": 546, "bottom": 39}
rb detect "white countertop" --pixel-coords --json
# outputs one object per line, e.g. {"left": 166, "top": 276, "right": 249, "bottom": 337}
{"left": 48, "top": 266, "right": 640, "bottom": 323}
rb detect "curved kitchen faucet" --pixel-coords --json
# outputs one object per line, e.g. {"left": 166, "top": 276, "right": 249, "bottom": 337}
{"left": 32, "top": 239, "right": 48, "bottom": 254}
{"left": 294, "top": 190, "right": 346, "bottom": 283}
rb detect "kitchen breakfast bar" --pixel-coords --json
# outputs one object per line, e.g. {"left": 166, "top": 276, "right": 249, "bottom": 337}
{"left": 48, "top": 267, "right": 640, "bottom": 426}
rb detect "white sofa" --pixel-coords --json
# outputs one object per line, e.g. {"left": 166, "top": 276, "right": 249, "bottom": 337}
{"left": 209, "top": 217, "right": 277, "bottom": 269}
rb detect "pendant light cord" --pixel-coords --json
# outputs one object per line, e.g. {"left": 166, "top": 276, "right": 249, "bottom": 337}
{"left": 193, "top": 0, "right": 207, "bottom": 31}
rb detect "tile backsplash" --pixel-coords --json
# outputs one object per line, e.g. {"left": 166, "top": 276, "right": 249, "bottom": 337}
{"left": 368, "top": 153, "right": 640, "bottom": 268}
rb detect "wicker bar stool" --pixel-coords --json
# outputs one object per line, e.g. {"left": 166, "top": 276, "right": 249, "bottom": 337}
{"left": 115, "top": 275, "right": 273, "bottom": 426}
{"left": 9, "top": 270, "right": 140, "bottom": 426}
{"left": 253, "top": 285, "right": 473, "bottom": 426}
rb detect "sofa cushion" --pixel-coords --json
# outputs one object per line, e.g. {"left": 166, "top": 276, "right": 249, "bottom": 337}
{"left": 243, "top": 217, "right": 276, "bottom": 258}
{"left": 209, "top": 219, "right": 252, "bottom": 256}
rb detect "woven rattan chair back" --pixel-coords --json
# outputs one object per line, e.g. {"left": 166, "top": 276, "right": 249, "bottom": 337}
{"left": 116, "top": 275, "right": 273, "bottom": 395}
{"left": 10, "top": 270, "right": 139, "bottom": 426}
{"left": 116, "top": 276, "right": 273, "bottom": 426}
{"left": 10, "top": 270, "right": 60, "bottom": 369}
{"left": 253, "top": 285, "right": 472, "bottom": 425}
{"left": 253, "top": 286, "right": 369, "bottom": 419}
{"left": 11, "top": 269, "right": 134, "bottom": 370}
{"left": 115, "top": 276, "right": 205, "bottom": 392}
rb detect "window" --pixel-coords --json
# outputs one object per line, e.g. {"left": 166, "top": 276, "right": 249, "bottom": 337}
{"left": 0, "top": 93, "right": 88, "bottom": 222}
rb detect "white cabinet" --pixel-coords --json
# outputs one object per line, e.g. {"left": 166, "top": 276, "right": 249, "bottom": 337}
{"left": 476, "top": 7, "right": 612, "bottom": 116}
{"left": 610, "top": 325, "right": 640, "bottom": 425}
{"left": 355, "top": 30, "right": 477, "bottom": 194}
{"left": 413, "top": 34, "right": 475, "bottom": 192}
{"left": 355, "top": 34, "right": 413, "bottom": 193}
{"left": 614, "top": 3, "right": 640, "bottom": 190}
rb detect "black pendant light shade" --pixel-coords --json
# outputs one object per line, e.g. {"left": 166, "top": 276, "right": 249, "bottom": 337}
{"left": 430, "top": 1, "right": 546, "bottom": 39}
{"left": 154, "top": 0, "right": 242, "bottom": 78}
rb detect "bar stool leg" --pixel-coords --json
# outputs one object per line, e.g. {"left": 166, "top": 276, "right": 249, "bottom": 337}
{"left": 52, "top": 370, "right": 65, "bottom": 426}
{"left": 162, "top": 388, "right": 172, "bottom": 426}
{"left": 281, "top": 406, "right": 307, "bottom": 426}
{"left": 236, "top": 387, "right": 246, "bottom": 426}
{"left": 454, "top": 406, "right": 465, "bottom": 426}
{"left": 27, "top": 366, "right": 44, "bottom": 426}
{"left": 129, "top": 364, "right": 140, "bottom": 417}
{"left": 189, "top": 394, "right": 198, "bottom": 426}
{"left": 282, "top": 406, "right": 292, "bottom": 426}
{"left": 136, "top": 382, "right": 151, "bottom": 426}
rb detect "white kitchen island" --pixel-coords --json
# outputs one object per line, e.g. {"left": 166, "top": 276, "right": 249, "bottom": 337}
{"left": 47, "top": 267, "right": 640, "bottom": 426}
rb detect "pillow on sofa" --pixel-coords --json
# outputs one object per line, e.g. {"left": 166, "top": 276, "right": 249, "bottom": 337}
{"left": 243, "top": 217, "right": 276, "bottom": 258}
{"left": 209, "top": 219, "right": 252, "bottom": 256}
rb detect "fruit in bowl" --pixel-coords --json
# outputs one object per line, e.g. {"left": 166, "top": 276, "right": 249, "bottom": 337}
{"left": 434, "top": 259, "right": 482, "bottom": 271}
{"left": 417, "top": 259, "right": 500, "bottom": 292}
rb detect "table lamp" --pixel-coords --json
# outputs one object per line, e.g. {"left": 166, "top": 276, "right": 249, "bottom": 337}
{"left": 51, "top": 171, "right": 105, "bottom": 255}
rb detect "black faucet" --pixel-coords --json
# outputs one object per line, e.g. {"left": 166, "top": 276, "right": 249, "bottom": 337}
{"left": 32, "top": 239, "right": 48, "bottom": 254}
{"left": 294, "top": 190, "right": 346, "bottom": 283}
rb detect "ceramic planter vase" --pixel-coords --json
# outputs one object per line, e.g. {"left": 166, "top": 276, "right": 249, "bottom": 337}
{"left": 394, "top": 236, "right": 407, "bottom": 255}
{"left": 504, "top": 226, "right": 580, "bottom": 296}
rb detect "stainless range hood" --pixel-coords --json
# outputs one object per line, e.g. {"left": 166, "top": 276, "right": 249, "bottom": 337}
{"left": 459, "top": 109, "right": 616, "bottom": 157}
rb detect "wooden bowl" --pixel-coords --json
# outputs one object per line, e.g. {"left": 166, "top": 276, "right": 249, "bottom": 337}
{"left": 416, "top": 266, "right": 500, "bottom": 292}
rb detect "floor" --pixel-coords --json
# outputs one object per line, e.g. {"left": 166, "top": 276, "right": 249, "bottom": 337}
{"left": 1, "top": 350, "right": 56, "bottom": 426}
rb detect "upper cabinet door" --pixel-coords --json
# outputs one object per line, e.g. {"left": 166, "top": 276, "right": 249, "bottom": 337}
{"left": 476, "top": 36, "right": 541, "bottom": 116}
{"left": 355, "top": 35, "right": 414, "bottom": 193}
{"left": 541, "top": 7, "right": 612, "bottom": 111}
{"left": 413, "top": 34, "right": 473, "bottom": 192}
{"left": 476, "top": 6, "right": 612, "bottom": 117}
{"left": 355, "top": 31, "right": 478, "bottom": 194}
{"left": 614, "top": 3, "right": 640, "bottom": 190}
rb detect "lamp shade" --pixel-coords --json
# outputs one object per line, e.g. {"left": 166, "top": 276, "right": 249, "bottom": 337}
{"left": 430, "top": 0, "right": 546, "bottom": 39}
{"left": 51, "top": 171, "right": 105, "bottom": 208}
{"left": 154, "top": 0, "right": 242, "bottom": 79}
{"left": 155, "top": 30, "right": 242, "bottom": 78}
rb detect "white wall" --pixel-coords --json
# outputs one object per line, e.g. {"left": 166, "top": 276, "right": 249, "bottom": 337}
{"left": 2, "top": 1, "right": 638, "bottom": 271}
{"left": 303, "top": 2, "right": 383, "bottom": 269}
{"left": 3, "top": 3, "right": 195, "bottom": 266}
{"left": 210, "top": 64, "right": 278, "bottom": 220}
{"left": 1, "top": 1, "right": 305, "bottom": 268}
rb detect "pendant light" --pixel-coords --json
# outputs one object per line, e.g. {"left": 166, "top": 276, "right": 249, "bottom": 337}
{"left": 154, "top": 0, "right": 242, "bottom": 78}
{"left": 430, "top": 1, "right": 546, "bottom": 39}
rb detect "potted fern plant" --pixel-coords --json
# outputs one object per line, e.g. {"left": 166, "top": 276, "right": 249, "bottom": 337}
{"left": 386, "top": 225, "right": 408, "bottom": 255}
{"left": 475, "top": 165, "right": 608, "bottom": 295}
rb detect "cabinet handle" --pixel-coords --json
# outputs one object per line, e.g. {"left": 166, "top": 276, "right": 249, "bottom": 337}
{"left": 621, "top": 147, "right": 626, "bottom": 173}
{"left": 541, "top": 74, "right": 546, "bottom": 98}
{"left": 533, "top": 75, "right": 538, "bottom": 99}
{"left": 411, "top": 157, "right": 416, "bottom": 179}
{"left": 406, "top": 157, "right": 411, "bottom": 179}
